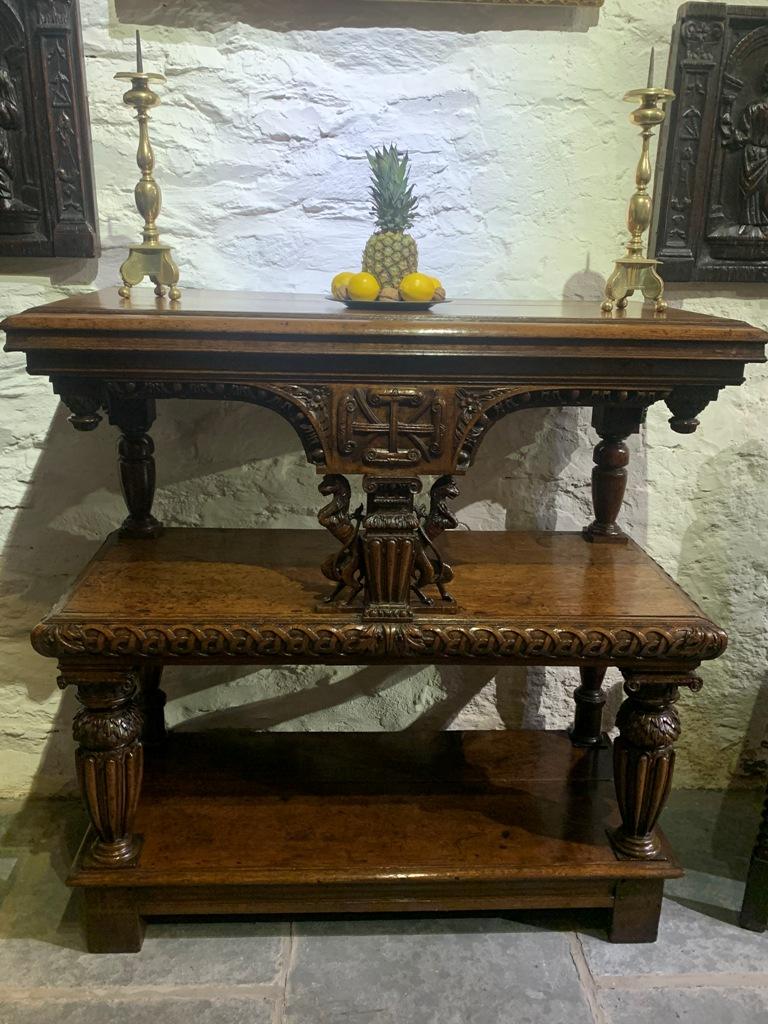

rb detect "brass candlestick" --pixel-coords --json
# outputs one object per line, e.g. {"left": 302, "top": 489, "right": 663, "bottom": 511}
{"left": 115, "top": 31, "right": 180, "bottom": 301}
{"left": 602, "top": 50, "right": 674, "bottom": 314}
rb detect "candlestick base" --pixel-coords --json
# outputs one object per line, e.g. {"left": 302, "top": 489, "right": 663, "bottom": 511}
{"left": 118, "top": 243, "right": 181, "bottom": 301}
{"left": 601, "top": 257, "right": 666, "bottom": 314}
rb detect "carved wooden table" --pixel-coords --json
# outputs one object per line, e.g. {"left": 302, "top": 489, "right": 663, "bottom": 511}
{"left": 4, "top": 291, "right": 766, "bottom": 952}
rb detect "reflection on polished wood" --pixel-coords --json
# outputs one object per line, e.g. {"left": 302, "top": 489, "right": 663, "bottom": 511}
{"left": 33, "top": 529, "right": 724, "bottom": 666}
{"left": 68, "top": 730, "right": 680, "bottom": 952}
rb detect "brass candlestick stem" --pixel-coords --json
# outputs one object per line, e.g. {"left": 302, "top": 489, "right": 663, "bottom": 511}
{"left": 115, "top": 32, "right": 180, "bottom": 300}
{"left": 602, "top": 52, "right": 674, "bottom": 314}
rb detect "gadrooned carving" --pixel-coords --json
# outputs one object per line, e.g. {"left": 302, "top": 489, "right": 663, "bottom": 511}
{"left": 34, "top": 619, "right": 727, "bottom": 662}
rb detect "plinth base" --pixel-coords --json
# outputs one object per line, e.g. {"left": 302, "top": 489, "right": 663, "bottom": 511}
{"left": 68, "top": 729, "right": 681, "bottom": 952}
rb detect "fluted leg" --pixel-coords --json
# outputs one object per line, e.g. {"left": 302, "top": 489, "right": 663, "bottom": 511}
{"left": 610, "top": 671, "right": 702, "bottom": 859}
{"left": 583, "top": 405, "right": 644, "bottom": 544}
{"left": 740, "top": 782, "right": 768, "bottom": 932}
{"left": 61, "top": 665, "right": 144, "bottom": 867}
{"left": 570, "top": 666, "right": 608, "bottom": 747}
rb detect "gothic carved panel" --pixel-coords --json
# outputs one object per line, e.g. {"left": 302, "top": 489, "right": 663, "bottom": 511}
{"left": 0, "top": 0, "right": 98, "bottom": 257}
{"left": 652, "top": 3, "right": 768, "bottom": 281}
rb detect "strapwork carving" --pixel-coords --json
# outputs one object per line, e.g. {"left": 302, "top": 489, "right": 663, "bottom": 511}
{"left": 318, "top": 474, "right": 364, "bottom": 605}
{"left": 338, "top": 387, "right": 446, "bottom": 467}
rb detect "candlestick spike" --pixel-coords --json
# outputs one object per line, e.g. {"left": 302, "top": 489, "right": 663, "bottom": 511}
{"left": 647, "top": 47, "right": 655, "bottom": 89}
{"left": 601, "top": 75, "right": 675, "bottom": 315}
{"left": 114, "top": 49, "right": 181, "bottom": 301}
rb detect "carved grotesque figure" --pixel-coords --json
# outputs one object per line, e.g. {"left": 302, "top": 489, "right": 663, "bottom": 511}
{"left": 723, "top": 61, "right": 768, "bottom": 233}
{"left": 0, "top": 62, "right": 21, "bottom": 213}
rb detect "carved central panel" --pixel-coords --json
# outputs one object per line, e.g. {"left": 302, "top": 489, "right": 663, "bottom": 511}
{"left": 337, "top": 387, "right": 445, "bottom": 467}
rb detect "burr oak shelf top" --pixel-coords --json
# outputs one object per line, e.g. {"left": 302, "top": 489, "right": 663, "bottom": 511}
{"left": 33, "top": 528, "right": 726, "bottom": 667}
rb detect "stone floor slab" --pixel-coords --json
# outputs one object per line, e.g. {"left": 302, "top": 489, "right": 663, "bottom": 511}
{"left": 0, "top": 997, "right": 274, "bottom": 1024}
{"left": 579, "top": 789, "right": 768, "bottom": 978}
{"left": 598, "top": 985, "right": 768, "bottom": 1024}
{"left": 286, "top": 916, "right": 593, "bottom": 1024}
{"left": 580, "top": 877, "right": 768, "bottom": 977}
{"left": 0, "top": 919, "right": 289, "bottom": 989}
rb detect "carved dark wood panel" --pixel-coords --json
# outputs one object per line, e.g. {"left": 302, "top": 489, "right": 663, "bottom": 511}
{"left": 0, "top": 0, "right": 99, "bottom": 257}
{"left": 652, "top": 3, "right": 768, "bottom": 282}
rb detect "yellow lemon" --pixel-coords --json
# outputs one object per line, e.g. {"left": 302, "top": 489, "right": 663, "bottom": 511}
{"left": 399, "top": 273, "right": 436, "bottom": 301}
{"left": 331, "top": 271, "right": 354, "bottom": 300}
{"left": 347, "top": 272, "right": 381, "bottom": 301}
{"left": 427, "top": 275, "right": 443, "bottom": 290}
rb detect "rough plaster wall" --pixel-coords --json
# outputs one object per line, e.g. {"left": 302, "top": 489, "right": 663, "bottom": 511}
{"left": 1, "top": 0, "right": 767, "bottom": 797}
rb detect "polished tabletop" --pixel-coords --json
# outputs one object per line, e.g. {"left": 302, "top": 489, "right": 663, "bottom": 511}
{"left": 3, "top": 288, "right": 766, "bottom": 346}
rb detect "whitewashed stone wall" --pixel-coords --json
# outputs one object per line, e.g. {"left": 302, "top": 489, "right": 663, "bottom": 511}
{"left": 1, "top": 0, "right": 767, "bottom": 796}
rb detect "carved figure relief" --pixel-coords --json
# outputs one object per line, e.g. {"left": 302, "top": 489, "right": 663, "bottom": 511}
{"left": 0, "top": 0, "right": 98, "bottom": 256}
{"left": 652, "top": 4, "right": 768, "bottom": 281}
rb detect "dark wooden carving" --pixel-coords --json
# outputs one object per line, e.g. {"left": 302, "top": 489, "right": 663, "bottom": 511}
{"left": 317, "top": 474, "right": 364, "bottom": 605}
{"left": 337, "top": 387, "right": 446, "bottom": 468}
{"left": 60, "top": 665, "right": 143, "bottom": 866}
{"left": 317, "top": 473, "right": 459, "bottom": 616}
{"left": 31, "top": 612, "right": 729, "bottom": 666}
{"left": 107, "top": 396, "right": 162, "bottom": 539}
{"left": 652, "top": 3, "right": 768, "bottom": 282}
{"left": 611, "top": 671, "right": 702, "bottom": 859}
{"left": 583, "top": 405, "right": 647, "bottom": 544}
{"left": 0, "top": 0, "right": 98, "bottom": 257}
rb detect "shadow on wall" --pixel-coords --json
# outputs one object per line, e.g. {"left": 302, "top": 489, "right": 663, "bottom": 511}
{"left": 675, "top": 437, "right": 768, "bottom": 786}
{"left": 114, "top": 0, "right": 599, "bottom": 35}
{"left": 7, "top": 386, "right": 611, "bottom": 792}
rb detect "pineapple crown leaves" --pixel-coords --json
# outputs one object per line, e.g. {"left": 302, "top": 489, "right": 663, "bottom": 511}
{"left": 366, "top": 143, "right": 419, "bottom": 234}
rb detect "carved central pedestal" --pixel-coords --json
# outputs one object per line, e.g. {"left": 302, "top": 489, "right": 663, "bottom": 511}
{"left": 318, "top": 473, "right": 458, "bottom": 620}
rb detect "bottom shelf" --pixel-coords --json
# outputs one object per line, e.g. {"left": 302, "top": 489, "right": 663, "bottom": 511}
{"left": 68, "top": 730, "right": 682, "bottom": 950}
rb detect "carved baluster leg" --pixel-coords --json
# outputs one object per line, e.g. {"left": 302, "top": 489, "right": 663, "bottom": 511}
{"left": 137, "top": 665, "right": 166, "bottom": 745}
{"left": 570, "top": 666, "right": 608, "bottom": 747}
{"left": 610, "top": 670, "right": 701, "bottom": 860}
{"left": 107, "top": 396, "right": 162, "bottom": 539}
{"left": 583, "top": 405, "right": 645, "bottom": 544}
{"left": 740, "top": 782, "right": 768, "bottom": 932}
{"left": 60, "top": 665, "right": 144, "bottom": 868}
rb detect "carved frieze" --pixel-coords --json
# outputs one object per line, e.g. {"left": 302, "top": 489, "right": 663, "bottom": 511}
{"left": 33, "top": 619, "right": 727, "bottom": 663}
{"left": 454, "top": 386, "right": 669, "bottom": 468}
{"left": 0, "top": 0, "right": 98, "bottom": 257}
{"left": 652, "top": 3, "right": 768, "bottom": 281}
{"left": 101, "top": 380, "right": 333, "bottom": 465}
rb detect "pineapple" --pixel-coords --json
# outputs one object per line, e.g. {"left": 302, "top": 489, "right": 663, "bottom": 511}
{"left": 362, "top": 145, "right": 419, "bottom": 289}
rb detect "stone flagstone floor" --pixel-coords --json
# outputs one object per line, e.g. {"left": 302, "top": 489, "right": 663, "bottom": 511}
{"left": 0, "top": 789, "right": 766, "bottom": 1023}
